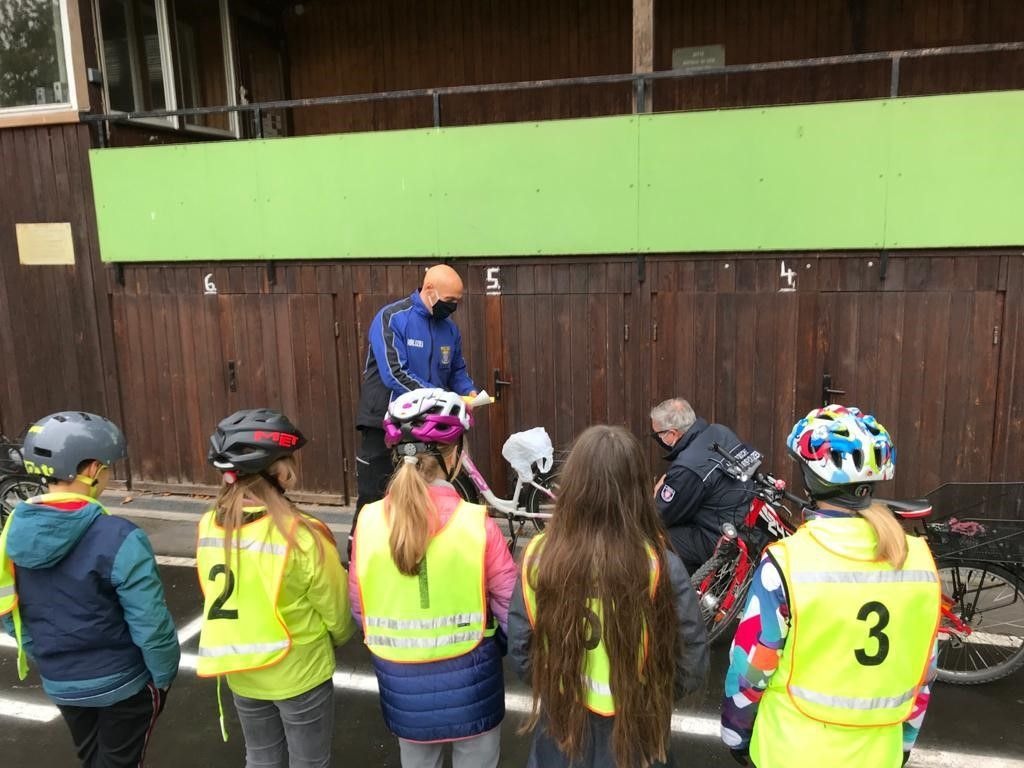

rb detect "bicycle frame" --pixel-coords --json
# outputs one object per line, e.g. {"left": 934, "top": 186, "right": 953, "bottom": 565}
{"left": 460, "top": 450, "right": 554, "bottom": 519}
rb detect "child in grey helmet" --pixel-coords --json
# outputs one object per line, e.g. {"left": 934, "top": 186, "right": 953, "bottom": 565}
{"left": 0, "top": 412, "right": 180, "bottom": 768}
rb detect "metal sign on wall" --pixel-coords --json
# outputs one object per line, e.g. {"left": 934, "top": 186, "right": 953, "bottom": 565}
{"left": 671, "top": 44, "right": 725, "bottom": 71}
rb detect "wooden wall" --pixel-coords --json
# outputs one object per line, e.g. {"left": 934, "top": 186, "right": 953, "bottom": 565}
{"left": 278, "top": 0, "right": 1024, "bottom": 137}
{"left": 102, "top": 252, "right": 1024, "bottom": 507}
{"left": 0, "top": 124, "right": 121, "bottom": 446}
{"left": 654, "top": 0, "right": 1024, "bottom": 111}
{"left": 282, "top": 0, "right": 633, "bottom": 135}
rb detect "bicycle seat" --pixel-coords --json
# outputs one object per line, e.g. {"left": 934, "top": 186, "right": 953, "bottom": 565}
{"left": 877, "top": 498, "right": 933, "bottom": 520}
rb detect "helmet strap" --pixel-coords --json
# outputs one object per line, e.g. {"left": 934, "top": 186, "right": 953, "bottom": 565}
{"left": 445, "top": 438, "right": 464, "bottom": 483}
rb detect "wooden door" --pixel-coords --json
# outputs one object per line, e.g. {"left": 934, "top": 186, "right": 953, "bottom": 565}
{"left": 818, "top": 290, "right": 1005, "bottom": 498}
{"left": 112, "top": 292, "right": 347, "bottom": 498}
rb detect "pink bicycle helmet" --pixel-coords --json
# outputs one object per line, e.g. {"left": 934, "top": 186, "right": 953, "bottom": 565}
{"left": 384, "top": 388, "right": 473, "bottom": 449}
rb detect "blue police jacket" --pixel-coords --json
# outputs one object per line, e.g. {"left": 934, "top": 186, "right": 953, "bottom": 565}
{"left": 356, "top": 290, "right": 476, "bottom": 429}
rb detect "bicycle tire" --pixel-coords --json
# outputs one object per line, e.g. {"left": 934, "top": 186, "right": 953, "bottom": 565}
{"left": 0, "top": 476, "right": 44, "bottom": 530}
{"left": 690, "top": 548, "right": 755, "bottom": 644}
{"left": 935, "top": 558, "right": 1024, "bottom": 685}
{"left": 450, "top": 471, "right": 480, "bottom": 504}
{"left": 522, "top": 473, "right": 558, "bottom": 533}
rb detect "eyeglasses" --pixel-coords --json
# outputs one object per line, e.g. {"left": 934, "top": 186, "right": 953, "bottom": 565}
{"left": 651, "top": 428, "right": 674, "bottom": 439}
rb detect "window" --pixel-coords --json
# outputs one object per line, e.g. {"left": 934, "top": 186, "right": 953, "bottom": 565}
{"left": 171, "top": 0, "right": 230, "bottom": 132}
{"left": 97, "top": 0, "right": 170, "bottom": 116}
{"left": 97, "top": 0, "right": 236, "bottom": 134}
{"left": 0, "top": 0, "right": 75, "bottom": 112}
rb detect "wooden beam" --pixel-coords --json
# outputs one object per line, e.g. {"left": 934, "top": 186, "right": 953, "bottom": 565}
{"left": 632, "top": 0, "right": 654, "bottom": 112}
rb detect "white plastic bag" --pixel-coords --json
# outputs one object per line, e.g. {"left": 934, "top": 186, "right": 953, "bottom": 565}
{"left": 501, "top": 427, "right": 554, "bottom": 481}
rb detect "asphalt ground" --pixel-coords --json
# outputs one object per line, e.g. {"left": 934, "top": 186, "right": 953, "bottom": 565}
{"left": 0, "top": 490, "right": 1021, "bottom": 767}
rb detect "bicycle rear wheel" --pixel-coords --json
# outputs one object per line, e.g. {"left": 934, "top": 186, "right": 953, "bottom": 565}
{"left": 522, "top": 473, "right": 557, "bottom": 533}
{"left": 691, "top": 547, "right": 755, "bottom": 644}
{"left": 935, "top": 559, "right": 1024, "bottom": 685}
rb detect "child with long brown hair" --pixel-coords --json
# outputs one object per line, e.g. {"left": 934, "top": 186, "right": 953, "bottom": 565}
{"left": 348, "top": 388, "right": 516, "bottom": 768}
{"left": 196, "top": 409, "right": 354, "bottom": 768}
{"left": 508, "top": 424, "right": 709, "bottom": 768}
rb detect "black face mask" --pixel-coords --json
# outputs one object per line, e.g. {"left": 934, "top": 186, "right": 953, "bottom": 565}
{"left": 651, "top": 431, "right": 672, "bottom": 452}
{"left": 432, "top": 299, "right": 458, "bottom": 320}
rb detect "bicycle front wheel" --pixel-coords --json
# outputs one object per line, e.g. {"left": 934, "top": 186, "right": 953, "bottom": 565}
{"left": 935, "top": 559, "right": 1024, "bottom": 685}
{"left": 0, "top": 476, "right": 44, "bottom": 530}
{"left": 691, "top": 547, "right": 755, "bottom": 644}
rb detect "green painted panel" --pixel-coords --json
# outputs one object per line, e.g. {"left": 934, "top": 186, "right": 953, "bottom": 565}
{"left": 432, "top": 117, "right": 638, "bottom": 256}
{"left": 637, "top": 101, "right": 891, "bottom": 251}
{"left": 90, "top": 91, "right": 1024, "bottom": 262}
{"left": 885, "top": 91, "right": 1024, "bottom": 248}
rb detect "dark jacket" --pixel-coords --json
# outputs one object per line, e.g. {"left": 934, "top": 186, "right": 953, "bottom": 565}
{"left": 656, "top": 419, "right": 755, "bottom": 563}
{"left": 507, "top": 550, "right": 709, "bottom": 768}
{"left": 1, "top": 495, "right": 180, "bottom": 707}
{"left": 370, "top": 634, "right": 505, "bottom": 742}
{"left": 355, "top": 290, "right": 476, "bottom": 430}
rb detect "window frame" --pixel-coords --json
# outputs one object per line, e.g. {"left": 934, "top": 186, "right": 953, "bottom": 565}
{"left": 0, "top": 0, "right": 82, "bottom": 118}
{"left": 94, "top": 0, "right": 239, "bottom": 137}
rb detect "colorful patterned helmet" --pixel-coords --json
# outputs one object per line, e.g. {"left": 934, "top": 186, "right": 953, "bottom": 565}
{"left": 787, "top": 405, "right": 895, "bottom": 503}
{"left": 208, "top": 409, "right": 306, "bottom": 476}
{"left": 384, "top": 388, "right": 472, "bottom": 448}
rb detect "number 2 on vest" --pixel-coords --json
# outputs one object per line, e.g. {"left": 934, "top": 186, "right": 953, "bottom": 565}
{"left": 855, "top": 601, "right": 890, "bottom": 666}
{"left": 207, "top": 564, "right": 239, "bottom": 620}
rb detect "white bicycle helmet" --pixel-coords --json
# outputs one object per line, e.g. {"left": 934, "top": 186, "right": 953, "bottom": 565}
{"left": 383, "top": 388, "right": 473, "bottom": 448}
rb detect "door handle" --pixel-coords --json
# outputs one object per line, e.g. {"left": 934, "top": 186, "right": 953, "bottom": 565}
{"left": 228, "top": 360, "right": 238, "bottom": 393}
{"left": 493, "top": 369, "right": 512, "bottom": 401}
{"left": 822, "top": 373, "right": 845, "bottom": 407}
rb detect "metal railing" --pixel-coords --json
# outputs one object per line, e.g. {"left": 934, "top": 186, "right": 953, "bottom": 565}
{"left": 82, "top": 40, "right": 1024, "bottom": 145}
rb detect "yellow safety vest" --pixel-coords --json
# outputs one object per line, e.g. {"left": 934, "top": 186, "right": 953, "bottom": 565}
{"left": 752, "top": 518, "right": 940, "bottom": 768}
{"left": 0, "top": 493, "right": 109, "bottom": 680}
{"left": 355, "top": 499, "right": 491, "bottom": 663}
{"left": 521, "top": 534, "right": 660, "bottom": 716}
{"left": 195, "top": 510, "right": 293, "bottom": 677}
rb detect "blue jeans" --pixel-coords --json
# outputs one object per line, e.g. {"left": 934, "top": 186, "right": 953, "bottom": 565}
{"left": 233, "top": 680, "right": 334, "bottom": 768}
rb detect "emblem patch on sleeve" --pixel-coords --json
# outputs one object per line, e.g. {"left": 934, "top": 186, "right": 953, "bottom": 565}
{"left": 660, "top": 484, "right": 676, "bottom": 503}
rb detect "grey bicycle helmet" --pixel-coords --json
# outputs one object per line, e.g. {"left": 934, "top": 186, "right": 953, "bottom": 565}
{"left": 22, "top": 412, "right": 127, "bottom": 482}
{"left": 207, "top": 409, "right": 306, "bottom": 477}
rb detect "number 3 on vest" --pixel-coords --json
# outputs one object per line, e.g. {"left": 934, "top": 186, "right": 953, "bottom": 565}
{"left": 855, "top": 601, "right": 890, "bottom": 666}
{"left": 207, "top": 564, "right": 239, "bottom": 620}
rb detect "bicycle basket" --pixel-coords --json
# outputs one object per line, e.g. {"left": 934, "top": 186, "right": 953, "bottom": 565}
{"left": 924, "top": 519, "right": 1024, "bottom": 564}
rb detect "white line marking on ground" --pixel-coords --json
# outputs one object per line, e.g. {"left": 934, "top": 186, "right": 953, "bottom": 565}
{"left": 176, "top": 615, "right": 205, "bottom": 644}
{"left": 174, "top": 653, "right": 1024, "bottom": 766}
{"left": 0, "top": 635, "right": 15, "bottom": 649}
{"left": 0, "top": 697, "right": 60, "bottom": 723}
{"left": 156, "top": 555, "right": 197, "bottom": 567}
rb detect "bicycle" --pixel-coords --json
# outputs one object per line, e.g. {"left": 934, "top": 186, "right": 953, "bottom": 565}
{"left": 0, "top": 434, "right": 45, "bottom": 530}
{"left": 917, "top": 483, "right": 1024, "bottom": 684}
{"left": 690, "top": 444, "right": 932, "bottom": 638}
{"left": 449, "top": 397, "right": 558, "bottom": 552}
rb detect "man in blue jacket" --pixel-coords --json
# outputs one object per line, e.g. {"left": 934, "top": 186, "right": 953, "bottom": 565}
{"left": 350, "top": 265, "right": 477, "bottom": 552}
{"left": 0, "top": 412, "right": 179, "bottom": 768}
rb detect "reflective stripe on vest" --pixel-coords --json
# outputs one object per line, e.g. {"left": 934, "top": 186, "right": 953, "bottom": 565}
{"left": 195, "top": 510, "right": 292, "bottom": 677}
{"left": 767, "top": 518, "right": 940, "bottom": 729}
{"left": 355, "top": 499, "right": 489, "bottom": 663}
{"left": 521, "top": 534, "right": 661, "bottom": 716}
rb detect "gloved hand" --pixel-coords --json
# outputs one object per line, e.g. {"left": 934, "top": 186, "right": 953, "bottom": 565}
{"left": 902, "top": 751, "right": 911, "bottom": 767}
{"left": 730, "top": 748, "right": 751, "bottom": 766}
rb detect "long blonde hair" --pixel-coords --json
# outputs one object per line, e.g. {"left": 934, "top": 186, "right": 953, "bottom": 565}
{"left": 214, "top": 456, "right": 326, "bottom": 566}
{"left": 858, "top": 501, "right": 908, "bottom": 569}
{"left": 384, "top": 446, "right": 458, "bottom": 576}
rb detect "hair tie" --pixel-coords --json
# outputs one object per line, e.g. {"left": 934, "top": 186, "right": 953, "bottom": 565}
{"left": 403, "top": 455, "right": 419, "bottom": 466}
